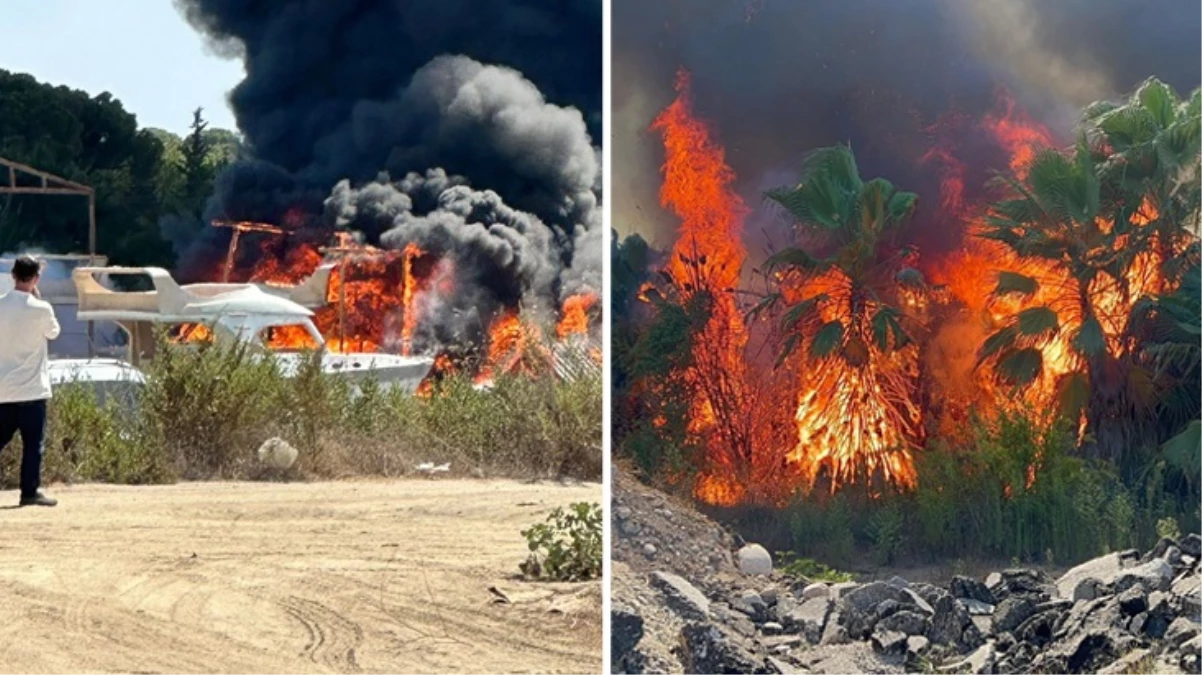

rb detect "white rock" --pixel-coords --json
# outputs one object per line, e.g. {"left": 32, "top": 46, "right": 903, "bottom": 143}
{"left": 802, "top": 582, "right": 830, "bottom": 600}
{"left": 737, "top": 544, "right": 773, "bottom": 576}
{"left": 257, "top": 437, "right": 298, "bottom": 470}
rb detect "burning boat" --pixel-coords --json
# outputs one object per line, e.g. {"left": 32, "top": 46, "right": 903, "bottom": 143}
{"left": 71, "top": 265, "right": 435, "bottom": 394}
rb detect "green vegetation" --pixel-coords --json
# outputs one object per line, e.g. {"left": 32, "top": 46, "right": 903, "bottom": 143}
{"left": 735, "top": 411, "right": 1197, "bottom": 570}
{"left": 775, "top": 552, "right": 855, "bottom": 583}
{"left": 614, "top": 78, "right": 1201, "bottom": 572}
{"left": 1, "top": 68, "right": 238, "bottom": 264}
{"left": 0, "top": 338, "right": 602, "bottom": 488}
{"left": 520, "top": 502, "right": 603, "bottom": 582}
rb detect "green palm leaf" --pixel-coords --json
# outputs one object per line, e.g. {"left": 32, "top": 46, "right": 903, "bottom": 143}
{"left": 994, "top": 271, "right": 1039, "bottom": 297}
{"left": 997, "top": 348, "right": 1044, "bottom": 387}
{"left": 1072, "top": 316, "right": 1106, "bottom": 358}
{"left": 810, "top": 321, "right": 845, "bottom": 360}
{"left": 1016, "top": 306, "right": 1059, "bottom": 339}
{"left": 1161, "top": 420, "right": 1201, "bottom": 483}
{"left": 764, "top": 247, "right": 822, "bottom": 271}
{"left": 978, "top": 324, "right": 1019, "bottom": 365}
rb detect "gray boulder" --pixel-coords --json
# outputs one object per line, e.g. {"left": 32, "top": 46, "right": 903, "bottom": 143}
{"left": 681, "top": 622, "right": 775, "bottom": 674}
{"left": 951, "top": 575, "right": 996, "bottom": 605}
{"left": 993, "top": 595, "right": 1038, "bottom": 634}
{"left": 651, "top": 571, "right": 711, "bottom": 621}
{"left": 784, "top": 596, "right": 831, "bottom": 644}
{"left": 611, "top": 608, "right": 646, "bottom": 670}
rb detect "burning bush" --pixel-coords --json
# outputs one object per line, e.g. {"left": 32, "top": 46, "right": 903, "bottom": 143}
{"left": 614, "top": 65, "right": 1200, "bottom": 554}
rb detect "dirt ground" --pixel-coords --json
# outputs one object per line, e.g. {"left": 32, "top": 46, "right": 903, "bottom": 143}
{"left": 0, "top": 478, "right": 602, "bottom": 674}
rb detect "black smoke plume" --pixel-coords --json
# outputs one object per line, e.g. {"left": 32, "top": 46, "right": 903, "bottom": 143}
{"left": 613, "top": 0, "right": 1200, "bottom": 258}
{"left": 169, "top": 0, "right": 601, "bottom": 333}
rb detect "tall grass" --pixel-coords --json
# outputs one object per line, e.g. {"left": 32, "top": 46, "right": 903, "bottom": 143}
{"left": 0, "top": 340, "right": 601, "bottom": 489}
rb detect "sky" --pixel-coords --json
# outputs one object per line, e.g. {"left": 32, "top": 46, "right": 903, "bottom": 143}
{"left": 0, "top": 0, "right": 243, "bottom": 135}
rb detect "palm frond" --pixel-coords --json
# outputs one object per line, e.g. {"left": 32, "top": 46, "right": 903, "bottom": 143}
{"left": 993, "top": 271, "right": 1039, "bottom": 297}
{"left": 781, "top": 295, "right": 825, "bottom": 333}
{"left": 997, "top": 347, "right": 1044, "bottom": 387}
{"left": 871, "top": 306, "right": 911, "bottom": 352}
{"left": 1072, "top": 316, "right": 1107, "bottom": 358}
{"left": 1016, "top": 306, "right": 1059, "bottom": 339}
{"left": 1161, "top": 420, "right": 1201, "bottom": 483}
{"left": 978, "top": 324, "right": 1019, "bottom": 366}
{"left": 764, "top": 246, "right": 823, "bottom": 271}
{"left": 1057, "top": 371, "right": 1090, "bottom": 419}
{"left": 809, "top": 320, "right": 845, "bottom": 360}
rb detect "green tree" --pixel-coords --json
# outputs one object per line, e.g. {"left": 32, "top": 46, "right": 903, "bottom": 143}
{"left": 0, "top": 70, "right": 238, "bottom": 267}
{"left": 1140, "top": 255, "right": 1202, "bottom": 486}
{"left": 1083, "top": 77, "right": 1200, "bottom": 278}
{"left": 976, "top": 140, "right": 1144, "bottom": 460}
{"left": 181, "top": 107, "right": 211, "bottom": 213}
{"left": 755, "top": 145, "right": 924, "bottom": 489}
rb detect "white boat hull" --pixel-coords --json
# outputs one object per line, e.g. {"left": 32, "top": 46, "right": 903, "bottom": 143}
{"left": 273, "top": 353, "right": 435, "bottom": 395}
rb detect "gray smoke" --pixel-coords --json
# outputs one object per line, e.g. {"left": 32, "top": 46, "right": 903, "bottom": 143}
{"left": 170, "top": 1, "right": 602, "bottom": 321}
{"left": 322, "top": 56, "right": 602, "bottom": 309}
{"left": 325, "top": 169, "right": 560, "bottom": 307}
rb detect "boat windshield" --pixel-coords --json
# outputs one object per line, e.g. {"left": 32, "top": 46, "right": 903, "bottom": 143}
{"left": 260, "top": 324, "right": 323, "bottom": 352}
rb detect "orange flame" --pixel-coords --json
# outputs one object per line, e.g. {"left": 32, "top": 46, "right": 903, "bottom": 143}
{"left": 400, "top": 243, "right": 422, "bottom": 356}
{"left": 780, "top": 267, "right": 923, "bottom": 492}
{"left": 557, "top": 292, "right": 599, "bottom": 339}
{"left": 651, "top": 69, "right": 771, "bottom": 504}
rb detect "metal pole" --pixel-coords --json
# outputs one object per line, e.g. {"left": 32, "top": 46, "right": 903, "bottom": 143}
{"left": 87, "top": 193, "right": 96, "bottom": 358}
{"left": 222, "top": 229, "right": 241, "bottom": 283}
{"left": 339, "top": 256, "right": 347, "bottom": 349}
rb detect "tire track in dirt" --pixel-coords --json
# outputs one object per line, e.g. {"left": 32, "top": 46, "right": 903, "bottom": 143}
{"left": 0, "top": 479, "right": 601, "bottom": 674}
{"left": 279, "top": 595, "right": 364, "bottom": 672}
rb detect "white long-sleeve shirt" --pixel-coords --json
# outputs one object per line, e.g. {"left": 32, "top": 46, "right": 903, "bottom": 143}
{"left": 0, "top": 290, "right": 61, "bottom": 403}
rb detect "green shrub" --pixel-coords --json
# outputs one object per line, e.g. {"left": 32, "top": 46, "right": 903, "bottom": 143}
{"left": 766, "top": 409, "right": 1197, "bottom": 572}
{"left": 0, "top": 336, "right": 601, "bottom": 489}
{"left": 519, "top": 502, "right": 603, "bottom": 581}
{"left": 1157, "top": 516, "right": 1182, "bottom": 542}
{"left": 775, "top": 552, "right": 854, "bottom": 582}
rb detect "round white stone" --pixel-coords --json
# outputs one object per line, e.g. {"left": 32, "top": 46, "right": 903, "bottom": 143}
{"left": 257, "top": 437, "right": 298, "bottom": 470}
{"left": 736, "top": 543, "right": 773, "bottom": 576}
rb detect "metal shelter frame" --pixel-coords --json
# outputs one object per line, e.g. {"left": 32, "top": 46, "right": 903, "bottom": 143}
{"left": 0, "top": 156, "right": 97, "bottom": 257}
{"left": 0, "top": 156, "right": 100, "bottom": 354}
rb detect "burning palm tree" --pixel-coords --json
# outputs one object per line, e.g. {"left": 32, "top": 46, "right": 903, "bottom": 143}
{"left": 757, "top": 145, "right": 925, "bottom": 491}
{"left": 977, "top": 119, "right": 1199, "bottom": 460}
{"left": 1081, "top": 78, "right": 1202, "bottom": 285}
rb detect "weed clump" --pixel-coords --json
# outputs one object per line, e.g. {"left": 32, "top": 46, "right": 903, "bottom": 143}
{"left": 520, "top": 502, "right": 603, "bottom": 582}
{"left": 0, "top": 338, "right": 601, "bottom": 488}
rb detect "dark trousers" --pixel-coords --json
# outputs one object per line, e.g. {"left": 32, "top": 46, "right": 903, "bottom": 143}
{"left": 0, "top": 400, "right": 47, "bottom": 497}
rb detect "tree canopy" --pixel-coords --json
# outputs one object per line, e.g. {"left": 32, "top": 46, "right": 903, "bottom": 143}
{"left": 0, "top": 69, "right": 239, "bottom": 265}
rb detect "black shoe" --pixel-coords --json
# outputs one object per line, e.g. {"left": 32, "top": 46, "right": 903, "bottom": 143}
{"left": 19, "top": 492, "right": 57, "bottom": 507}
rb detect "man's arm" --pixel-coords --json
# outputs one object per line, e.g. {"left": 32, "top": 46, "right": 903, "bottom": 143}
{"left": 43, "top": 305, "right": 61, "bottom": 340}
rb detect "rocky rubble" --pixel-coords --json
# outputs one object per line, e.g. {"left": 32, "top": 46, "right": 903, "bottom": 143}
{"left": 611, "top": 469, "right": 1202, "bottom": 674}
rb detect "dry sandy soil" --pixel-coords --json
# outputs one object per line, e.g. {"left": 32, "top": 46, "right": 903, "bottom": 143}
{"left": 0, "top": 478, "right": 602, "bottom": 674}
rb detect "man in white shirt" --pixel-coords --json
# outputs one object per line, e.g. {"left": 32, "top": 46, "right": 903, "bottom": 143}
{"left": 0, "top": 255, "right": 61, "bottom": 507}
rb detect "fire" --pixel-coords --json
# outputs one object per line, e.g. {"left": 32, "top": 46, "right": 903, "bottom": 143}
{"left": 173, "top": 323, "right": 214, "bottom": 344}
{"left": 650, "top": 69, "right": 765, "bottom": 504}
{"left": 415, "top": 353, "right": 458, "bottom": 397}
{"left": 653, "top": 70, "right": 748, "bottom": 299}
{"left": 981, "top": 88, "right": 1055, "bottom": 179}
{"left": 631, "top": 68, "right": 1198, "bottom": 507}
{"left": 473, "top": 311, "right": 556, "bottom": 386}
{"left": 779, "top": 266, "right": 923, "bottom": 491}
{"left": 222, "top": 231, "right": 435, "bottom": 355}
{"left": 400, "top": 243, "right": 421, "bottom": 356}
{"left": 557, "top": 293, "right": 599, "bottom": 339}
